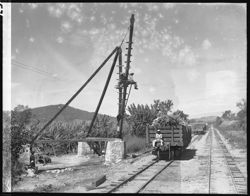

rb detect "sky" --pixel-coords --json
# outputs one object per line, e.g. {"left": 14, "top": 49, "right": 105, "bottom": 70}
{"left": 4, "top": 3, "right": 246, "bottom": 118}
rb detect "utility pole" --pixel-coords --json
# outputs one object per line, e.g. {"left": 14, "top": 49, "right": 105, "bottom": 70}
{"left": 118, "top": 14, "right": 135, "bottom": 139}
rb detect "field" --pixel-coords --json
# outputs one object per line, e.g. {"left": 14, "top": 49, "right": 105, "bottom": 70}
{"left": 123, "top": 135, "right": 148, "bottom": 154}
{"left": 216, "top": 120, "right": 246, "bottom": 149}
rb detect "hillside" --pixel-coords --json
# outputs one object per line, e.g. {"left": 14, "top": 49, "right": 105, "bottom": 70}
{"left": 190, "top": 116, "right": 217, "bottom": 124}
{"left": 31, "top": 104, "right": 115, "bottom": 123}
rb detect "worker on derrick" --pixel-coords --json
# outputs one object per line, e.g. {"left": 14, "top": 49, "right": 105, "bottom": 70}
{"left": 116, "top": 72, "right": 138, "bottom": 90}
{"left": 128, "top": 73, "right": 138, "bottom": 90}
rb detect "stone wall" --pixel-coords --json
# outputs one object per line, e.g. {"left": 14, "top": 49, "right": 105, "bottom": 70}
{"left": 105, "top": 139, "right": 126, "bottom": 165}
{"left": 18, "top": 144, "right": 31, "bottom": 165}
{"left": 77, "top": 142, "right": 91, "bottom": 156}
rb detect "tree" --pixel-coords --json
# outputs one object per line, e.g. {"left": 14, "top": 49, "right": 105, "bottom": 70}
{"left": 236, "top": 99, "right": 246, "bottom": 131}
{"left": 126, "top": 100, "right": 174, "bottom": 136}
{"left": 222, "top": 110, "right": 233, "bottom": 120}
{"left": 236, "top": 99, "right": 246, "bottom": 119}
{"left": 11, "top": 105, "right": 33, "bottom": 184}
{"left": 215, "top": 116, "right": 222, "bottom": 126}
{"left": 172, "top": 110, "right": 189, "bottom": 122}
{"left": 11, "top": 105, "right": 32, "bottom": 160}
{"left": 236, "top": 98, "right": 246, "bottom": 111}
{"left": 127, "top": 103, "right": 157, "bottom": 136}
{"left": 151, "top": 99, "right": 173, "bottom": 116}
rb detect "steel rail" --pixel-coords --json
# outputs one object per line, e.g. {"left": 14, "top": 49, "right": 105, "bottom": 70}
{"left": 214, "top": 129, "right": 247, "bottom": 194}
{"left": 215, "top": 131, "right": 238, "bottom": 194}
{"left": 136, "top": 160, "right": 174, "bottom": 193}
{"left": 107, "top": 160, "right": 158, "bottom": 193}
{"left": 108, "top": 159, "right": 175, "bottom": 193}
{"left": 208, "top": 129, "right": 213, "bottom": 194}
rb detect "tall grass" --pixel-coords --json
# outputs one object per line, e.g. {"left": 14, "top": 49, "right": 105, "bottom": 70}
{"left": 123, "top": 135, "right": 147, "bottom": 154}
{"left": 3, "top": 125, "right": 11, "bottom": 191}
{"left": 217, "top": 121, "right": 246, "bottom": 149}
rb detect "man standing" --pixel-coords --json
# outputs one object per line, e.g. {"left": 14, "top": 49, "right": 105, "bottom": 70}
{"left": 127, "top": 73, "right": 138, "bottom": 89}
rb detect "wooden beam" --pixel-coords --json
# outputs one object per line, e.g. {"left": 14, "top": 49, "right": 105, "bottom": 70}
{"left": 92, "top": 175, "right": 106, "bottom": 187}
{"left": 34, "top": 137, "right": 118, "bottom": 143}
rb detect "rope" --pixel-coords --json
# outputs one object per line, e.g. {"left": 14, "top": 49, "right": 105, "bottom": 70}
{"left": 119, "top": 26, "right": 130, "bottom": 48}
{"left": 125, "top": 84, "right": 132, "bottom": 109}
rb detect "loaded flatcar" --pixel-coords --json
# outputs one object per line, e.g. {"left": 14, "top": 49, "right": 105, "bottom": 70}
{"left": 146, "top": 124, "right": 192, "bottom": 160}
{"left": 191, "top": 123, "right": 207, "bottom": 135}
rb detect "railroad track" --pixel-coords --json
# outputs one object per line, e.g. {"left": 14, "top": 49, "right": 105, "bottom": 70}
{"left": 106, "top": 133, "right": 205, "bottom": 193}
{"left": 214, "top": 129, "right": 247, "bottom": 194}
{"left": 207, "top": 129, "right": 213, "bottom": 193}
{"left": 106, "top": 129, "right": 246, "bottom": 194}
{"left": 107, "top": 159, "right": 174, "bottom": 193}
{"left": 208, "top": 128, "right": 247, "bottom": 194}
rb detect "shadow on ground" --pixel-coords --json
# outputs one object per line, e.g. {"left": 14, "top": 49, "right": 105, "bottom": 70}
{"left": 155, "top": 149, "right": 197, "bottom": 161}
{"left": 178, "top": 149, "right": 197, "bottom": 160}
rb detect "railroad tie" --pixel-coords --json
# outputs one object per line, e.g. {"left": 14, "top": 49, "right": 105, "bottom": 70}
{"left": 110, "top": 182, "right": 119, "bottom": 186}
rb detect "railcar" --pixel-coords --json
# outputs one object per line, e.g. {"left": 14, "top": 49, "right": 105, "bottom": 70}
{"left": 191, "top": 123, "right": 207, "bottom": 135}
{"left": 146, "top": 124, "right": 192, "bottom": 160}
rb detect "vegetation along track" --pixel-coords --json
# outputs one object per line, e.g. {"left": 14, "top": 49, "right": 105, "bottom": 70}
{"left": 209, "top": 128, "right": 247, "bottom": 194}
{"left": 189, "top": 134, "right": 203, "bottom": 147}
{"left": 107, "top": 159, "right": 174, "bottom": 193}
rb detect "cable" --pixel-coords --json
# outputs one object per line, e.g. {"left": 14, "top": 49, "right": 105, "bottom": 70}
{"left": 13, "top": 59, "right": 52, "bottom": 75}
{"left": 119, "top": 26, "right": 130, "bottom": 48}
{"left": 12, "top": 60, "right": 68, "bottom": 81}
{"left": 12, "top": 61, "right": 54, "bottom": 76}
{"left": 12, "top": 62, "right": 57, "bottom": 79}
{"left": 124, "top": 84, "right": 132, "bottom": 109}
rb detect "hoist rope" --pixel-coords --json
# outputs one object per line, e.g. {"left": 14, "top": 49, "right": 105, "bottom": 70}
{"left": 119, "top": 26, "right": 130, "bottom": 48}
{"left": 125, "top": 84, "right": 132, "bottom": 110}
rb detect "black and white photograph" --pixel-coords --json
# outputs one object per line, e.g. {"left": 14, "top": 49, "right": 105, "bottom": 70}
{"left": 2, "top": 3, "right": 247, "bottom": 193}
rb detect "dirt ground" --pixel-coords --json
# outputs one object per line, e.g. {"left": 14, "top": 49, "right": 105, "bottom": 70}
{"left": 13, "top": 128, "right": 247, "bottom": 193}
{"left": 12, "top": 151, "right": 155, "bottom": 193}
{"left": 13, "top": 154, "right": 106, "bottom": 192}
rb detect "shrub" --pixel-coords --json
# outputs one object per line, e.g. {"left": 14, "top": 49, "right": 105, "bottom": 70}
{"left": 124, "top": 135, "right": 147, "bottom": 154}
{"left": 3, "top": 124, "right": 11, "bottom": 191}
{"left": 11, "top": 105, "right": 34, "bottom": 185}
{"left": 33, "top": 184, "right": 59, "bottom": 192}
{"left": 218, "top": 128, "right": 246, "bottom": 149}
{"left": 216, "top": 120, "right": 246, "bottom": 149}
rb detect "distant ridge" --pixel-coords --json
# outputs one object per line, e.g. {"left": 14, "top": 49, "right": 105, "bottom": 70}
{"left": 30, "top": 104, "right": 115, "bottom": 123}
{"left": 190, "top": 115, "right": 217, "bottom": 123}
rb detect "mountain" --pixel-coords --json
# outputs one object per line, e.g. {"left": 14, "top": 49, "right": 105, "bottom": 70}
{"left": 30, "top": 104, "right": 115, "bottom": 123}
{"left": 190, "top": 116, "right": 217, "bottom": 124}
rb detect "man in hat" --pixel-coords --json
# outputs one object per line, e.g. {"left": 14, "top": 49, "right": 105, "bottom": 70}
{"left": 128, "top": 73, "right": 138, "bottom": 90}
{"left": 152, "top": 129, "right": 164, "bottom": 147}
{"left": 116, "top": 72, "right": 138, "bottom": 90}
